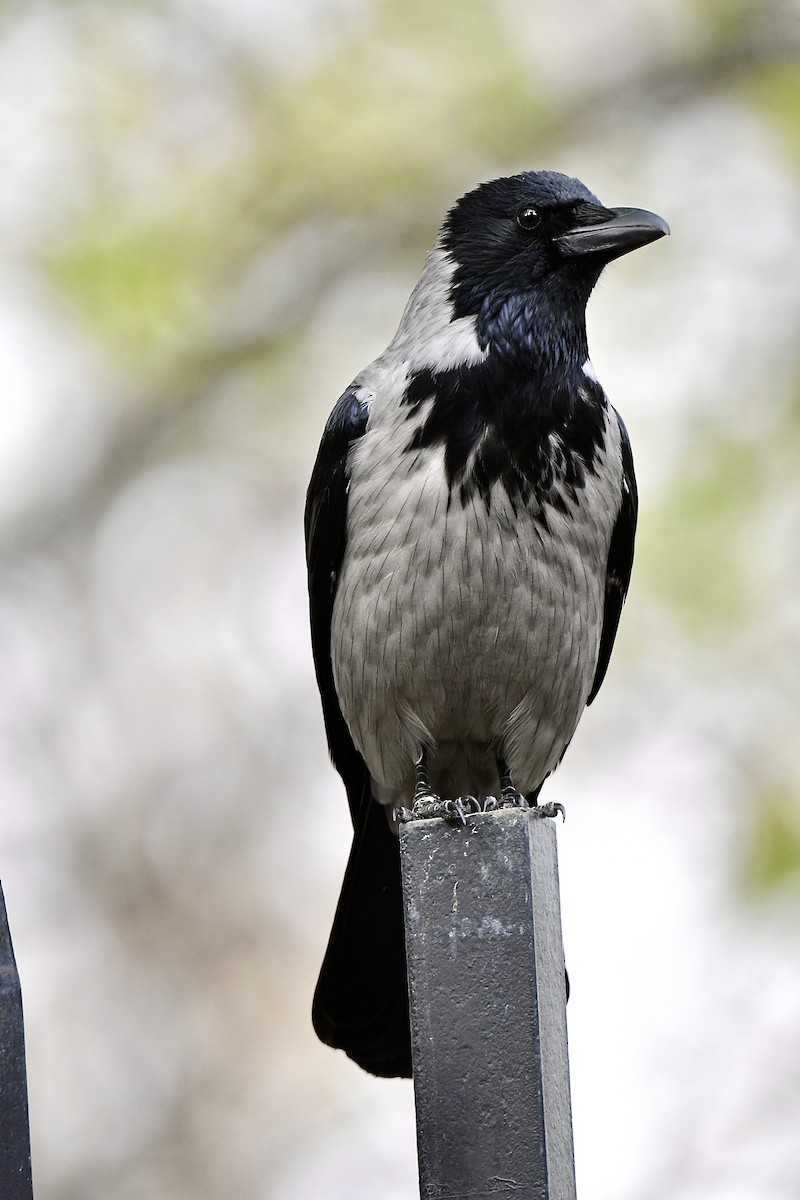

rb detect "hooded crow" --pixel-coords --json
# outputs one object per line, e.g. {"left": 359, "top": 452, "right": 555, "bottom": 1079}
{"left": 305, "top": 170, "right": 668, "bottom": 1077}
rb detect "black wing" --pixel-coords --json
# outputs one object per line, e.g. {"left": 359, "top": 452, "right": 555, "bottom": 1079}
{"left": 305, "top": 388, "right": 412, "bottom": 1077}
{"left": 587, "top": 410, "right": 638, "bottom": 705}
{"left": 304, "top": 387, "right": 370, "bottom": 815}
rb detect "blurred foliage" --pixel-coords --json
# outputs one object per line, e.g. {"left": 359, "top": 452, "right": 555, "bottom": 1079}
{"left": 640, "top": 437, "right": 764, "bottom": 633}
{"left": 748, "top": 61, "right": 800, "bottom": 164}
{"left": 742, "top": 783, "right": 800, "bottom": 897}
{"left": 49, "top": 212, "right": 204, "bottom": 360}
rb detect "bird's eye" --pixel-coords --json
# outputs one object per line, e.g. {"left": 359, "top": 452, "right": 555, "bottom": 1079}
{"left": 516, "top": 206, "right": 541, "bottom": 231}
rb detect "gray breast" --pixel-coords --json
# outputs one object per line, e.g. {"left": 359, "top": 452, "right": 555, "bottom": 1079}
{"left": 331, "top": 397, "right": 623, "bottom": 807}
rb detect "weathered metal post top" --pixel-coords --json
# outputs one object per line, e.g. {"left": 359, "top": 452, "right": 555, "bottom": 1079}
{"left": 400, "top": 807, "right": 575, "bottom": 1200}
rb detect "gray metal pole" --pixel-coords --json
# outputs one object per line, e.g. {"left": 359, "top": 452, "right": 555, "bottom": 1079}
{"left": 0, "top": 883, "right": 34, "bottom": 1199}
{"left": 400, "top": 807, "right": 576, "bottom": 1200}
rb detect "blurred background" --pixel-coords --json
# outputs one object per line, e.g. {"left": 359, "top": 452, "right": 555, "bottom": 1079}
{"left": 0, "top": 0, "right": 799, "bottom": 1196}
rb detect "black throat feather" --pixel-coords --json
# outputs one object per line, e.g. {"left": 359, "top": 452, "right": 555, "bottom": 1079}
{"left": 403, "top": 285, "right": 607, "bottom": 519}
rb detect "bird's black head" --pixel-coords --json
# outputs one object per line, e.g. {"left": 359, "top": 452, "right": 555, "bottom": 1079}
{"left": 441, "top": 170, "right": 668, "bottom": 367}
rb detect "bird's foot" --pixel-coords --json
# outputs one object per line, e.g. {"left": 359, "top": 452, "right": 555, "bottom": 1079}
{"left": 394, "top": 794, "right": 483, "bottom": 824}
{"left": 496, "top": 786, "right": 529, "bottom": 810}
{"left": 486, "top": 788, "right": 566, "bottom": 822}
{"left": 395, "top": 750, "right": 451, "bottom": 821}
{"left": 394, "top": 793, "right": 445, "bottom": 823}
{"left": 531, "top": 801, "right": 566, "bottom": 822}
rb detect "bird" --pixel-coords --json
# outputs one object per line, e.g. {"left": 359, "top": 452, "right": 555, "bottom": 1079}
{"left": 305, "top": 169, "right": 668, "bottom": 1077}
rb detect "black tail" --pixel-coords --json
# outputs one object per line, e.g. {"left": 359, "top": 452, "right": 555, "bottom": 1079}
{"left": 313, "top": 787, "right": 412, "bottom": 1078}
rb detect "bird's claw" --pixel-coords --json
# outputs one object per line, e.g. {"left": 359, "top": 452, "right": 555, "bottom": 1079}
{"left": 394, "top": 793, "right": 564, "bottom": 824}
{"left": 444, "top": 795, "right": 486, "bottom": 823}
{"left": 410, "top": 794, "right": 447, "bottom": 820}
{"left": 395, "top": 794, "right": 483, "bottom": 824}
{"left": 491, "top": 790, "right": 566, "bottom": 821}
{"left": 444, "top": 798, "right": 468, "bottom": 825}
{"left": 532, "top": 801, "right": 566, "bottom": 822}
{"left": 396, "top": 793, "right": 459, "bottom": 822}
{"left": 497, "top": 789, "right": 529, "bottom": 810}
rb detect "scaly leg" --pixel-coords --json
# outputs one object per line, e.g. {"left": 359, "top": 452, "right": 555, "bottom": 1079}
{"left": 394, "top": 750, "right": 446, "bottom": 823}
{"left": 493, "top": 756, "right": 566, "bottom": 821}
{"left": 394, "top": 751, "right": 483, "bottom": 825}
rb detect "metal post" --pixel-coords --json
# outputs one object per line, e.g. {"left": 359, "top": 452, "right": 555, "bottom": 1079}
{"left": 400, "top": 807, "right": 575, "bottom": 1200}
{"left": 0, "top": 883, "right": 34, "bottom": 1199}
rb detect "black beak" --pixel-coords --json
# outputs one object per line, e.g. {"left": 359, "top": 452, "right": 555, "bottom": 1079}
{"left": 555, "top": 206, "right": 670, "bottom": 261}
